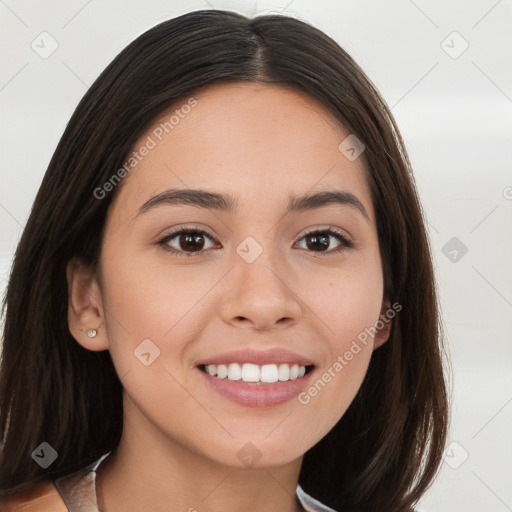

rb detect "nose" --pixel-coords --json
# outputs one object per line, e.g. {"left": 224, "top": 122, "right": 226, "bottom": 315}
{"left": 219, "top": 246, "right": 302, "bottom": 331}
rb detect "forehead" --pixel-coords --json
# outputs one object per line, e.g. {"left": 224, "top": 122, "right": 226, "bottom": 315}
{"left": 110, "top": 82, "right": 374, "bottom": 223}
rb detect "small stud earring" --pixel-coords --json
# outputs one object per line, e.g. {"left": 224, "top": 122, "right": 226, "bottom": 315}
{"left": 86, "top": 329, "right": 97, "bottom": 338}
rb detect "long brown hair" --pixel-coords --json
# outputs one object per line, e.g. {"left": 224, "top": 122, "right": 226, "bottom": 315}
{"left": 0, "top": 9, "right": 449, "bottom": 511}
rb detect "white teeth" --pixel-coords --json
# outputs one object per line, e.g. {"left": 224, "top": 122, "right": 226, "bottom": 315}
{"left": 203, "top": 362, "right": 309, "bottom": 383}
{"left": 278, "top": 363, "right": 290, "bottom": 381}
{"left": 227, "top": 363, "right": 242, "bottom": 380}
{"left": 260, "top": 364, "right": 279, "bottom": 383}
{"left": 216, "top": 364, "right": 228, "bottom": 379}
{"left": 241, "top": 363, "right": 260, "bottom": 382}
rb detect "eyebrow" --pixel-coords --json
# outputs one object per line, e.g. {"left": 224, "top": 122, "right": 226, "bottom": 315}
{"left": 137, "top": 188, "right": 370, "bottom": 222}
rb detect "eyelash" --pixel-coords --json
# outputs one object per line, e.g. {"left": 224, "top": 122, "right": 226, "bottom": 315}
{"left": 157, "top": 225, "right": 354, "bottom": 258}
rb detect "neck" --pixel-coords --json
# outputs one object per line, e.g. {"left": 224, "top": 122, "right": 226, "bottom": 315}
{"left": 96, "top": 399, "right": 305, "bottom": 512}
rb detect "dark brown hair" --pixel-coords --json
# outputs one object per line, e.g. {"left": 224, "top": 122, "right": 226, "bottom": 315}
{"left": 0, "top": 9, "right": 449, "bottom": 511}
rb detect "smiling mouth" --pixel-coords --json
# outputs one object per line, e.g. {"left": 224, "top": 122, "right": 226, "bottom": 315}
{"left": 197, "top": 362, "right": 315, "bottom": 384}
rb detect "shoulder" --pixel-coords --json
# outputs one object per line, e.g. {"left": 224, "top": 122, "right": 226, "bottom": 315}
{"left": 0, "top": 480, "right": 67, "bottom": 511}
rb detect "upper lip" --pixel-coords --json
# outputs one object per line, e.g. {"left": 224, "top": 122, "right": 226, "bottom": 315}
{"left": 195, "top": 348, "right": 315, "bottom": 367}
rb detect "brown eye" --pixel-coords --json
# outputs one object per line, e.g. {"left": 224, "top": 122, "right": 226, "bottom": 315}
{"left": 157, "top": 226, "right": 353, "bottom": 258}
{"left": 295, "top": 228, "right": 353, "bottom": 254}
{"left": 158, "top": 229, "right": 217, "bottom": 257}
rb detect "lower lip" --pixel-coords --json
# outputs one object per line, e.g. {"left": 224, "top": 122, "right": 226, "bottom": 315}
{"left": 196, "top": 367, "right": 314, "bottom": 408}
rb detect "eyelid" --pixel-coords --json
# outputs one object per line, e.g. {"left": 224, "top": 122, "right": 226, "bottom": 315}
{"left": 297, "top": 224, "right": 352, "bottom": 242}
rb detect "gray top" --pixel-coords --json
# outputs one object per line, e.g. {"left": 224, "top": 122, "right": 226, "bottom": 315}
{"left": 54, "top": 451, "right": 338, "bottom": 512}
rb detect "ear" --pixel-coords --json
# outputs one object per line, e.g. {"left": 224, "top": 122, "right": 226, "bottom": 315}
{"left": 66, "top": 257, "right": 108, "bottom": 351}
{"left": 373, "top": 299, "right": 393, "bottom": 350}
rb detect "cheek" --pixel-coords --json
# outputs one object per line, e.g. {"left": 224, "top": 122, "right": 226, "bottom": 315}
{"left": 305, "top": 262, "right": 384, "bottom": 351}
{"left": 100, "top": 247, "right": 215, "bottom": 339}
{"left": 294, "top": 261, "right": 383, "bottom": 430}
{"left": 97, "top": 253, "right": 217, "bottom": 437}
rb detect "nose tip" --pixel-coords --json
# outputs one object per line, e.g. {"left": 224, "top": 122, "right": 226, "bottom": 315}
{"left": 220, "top": 260, "right": 302, "bottom": 331}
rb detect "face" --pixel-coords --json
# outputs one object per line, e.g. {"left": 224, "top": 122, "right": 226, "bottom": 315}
{"left": 68, "top": 82, "right": 391, "bottom": 469}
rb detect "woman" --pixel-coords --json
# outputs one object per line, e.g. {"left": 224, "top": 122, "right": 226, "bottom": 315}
{"left": 0, "top": 9, "right": 448, "bottom": 512}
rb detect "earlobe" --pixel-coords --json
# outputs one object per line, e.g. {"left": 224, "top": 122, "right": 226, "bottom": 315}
{"left": 66, "top": 257, "right": 108, "bottom": 351}
{"left": 374, "top": 300, "right": 393, "bottom": 350}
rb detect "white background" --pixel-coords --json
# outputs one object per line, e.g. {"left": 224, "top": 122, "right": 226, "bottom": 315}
{"left": 1, "top": 1, "right": 511, "bottom": 510}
